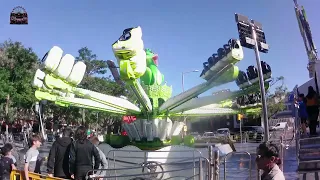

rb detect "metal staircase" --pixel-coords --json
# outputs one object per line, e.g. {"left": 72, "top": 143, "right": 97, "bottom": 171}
{"left": 298, "top": 137, "right": 320, "bottom": 171}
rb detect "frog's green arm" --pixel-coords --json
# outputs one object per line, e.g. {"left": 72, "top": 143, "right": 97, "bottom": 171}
{"left": 141, "top": 49, "right": 164, "bottom": 85}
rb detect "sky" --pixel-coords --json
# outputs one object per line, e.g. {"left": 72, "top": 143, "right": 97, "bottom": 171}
{"left": 1, "top": 0, "right": 319, "bottom": 97}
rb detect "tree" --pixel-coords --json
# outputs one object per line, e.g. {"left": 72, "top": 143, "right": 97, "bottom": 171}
{"left": 0, "top": 42, "right": 129, "bottom": 132}
{"left": 75, "top": 47, "right": 108, "bottom": 76}
{"left": 74, "top": 47, "right": 127, "bottom": 129}
{"left": 0, "top": 40, "right": 39, "bottom": 121}
{"left": 266, "top": 76, "right": 288, "bottom": 118}
{"left": 246, "top": 76, "right": 288, "bottom": 119}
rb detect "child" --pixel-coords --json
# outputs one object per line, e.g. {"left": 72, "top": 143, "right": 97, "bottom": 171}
{"left": 2, "top": 143, "right": 16, "bottom": 166}
{"left": 298, "top": 94, "right": 308, "bottom": 135}
{"left": 24, "top": 135, "right": 42, "bottom": 180}
{"left": 0, "top": 143, "right": 17, "bottom": 180}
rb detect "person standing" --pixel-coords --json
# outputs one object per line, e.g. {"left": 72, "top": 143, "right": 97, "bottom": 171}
{"left": 69, "top": 126, "right": 101, "bottom": 180}
{"left": 89, "top": 136, "right": 108, "bottom": 179}
{"left": 297, "top": 94, "right": 308, "bottom": 135}
{"left": 256, "top": 142, "right": 285, "bottom": 180}
{"left": 0, "top": 143, "right": 17, "bottom": 180}
{"left": 24, "top": 135, "right": 42, "bottom": 180}
{"left": 47, "top": 128, "right": 73, "bottom": 179}
{"left": 306, "top": 86, "right": 319, "bottom": 136}
{"left": 1, "top": 144, "right": 17, "bottom": 166}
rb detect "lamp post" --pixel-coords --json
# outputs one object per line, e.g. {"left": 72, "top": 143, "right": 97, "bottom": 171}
{"left": 182, "top": 70, "right": 199, "bottom": 92}
{"left": 235, "top": 13, "right": 270, "bottom": 142}
{"left": 181, "top": 69, "right": 199, "bottom": 137}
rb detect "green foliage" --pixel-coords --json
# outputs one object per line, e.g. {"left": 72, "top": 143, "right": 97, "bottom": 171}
{"left": 183, "top": 135, "right": 195, "bottom": 147}
{"left": 76, "top": 47, "right": 108, "bottom": 76}
{"left": 108, "top": 135, "right": 130, "bottom": 148}
{"left": 0, "top": 40, "right": 130, "bottom": 127}
{"left": 248, "top": 76, "right": 288, "bottom": 118}
{"left": 72, "top": 47, "right": 127, "bottom": 126}
{"left": 132, "top": 138, "right": 164, "bottom": 150}
{"left": 267, "top": 76, "right": 288, "bottom": 118}
{"left": 0, "top": 40, "right": 39, "bottom": 121}
{"left": 0, "top": 40, "right": 39, "bottom": 107}
{"left": 171, "top": 135, "right": 183, "bottom": 145}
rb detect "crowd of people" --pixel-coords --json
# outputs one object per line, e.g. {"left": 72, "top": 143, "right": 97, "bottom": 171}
{"left": 297, "top": 86, "right": 319, "bottom": 136}
{"left": 0, "top": 126, "right": 107, "bottom": 180}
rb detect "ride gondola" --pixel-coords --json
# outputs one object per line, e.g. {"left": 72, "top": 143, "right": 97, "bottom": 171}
{"left": 236, "top": 70, "right": 250, "bottom": 89}
{"left": 200, "top": 39, "right": 243, "bottom": 81}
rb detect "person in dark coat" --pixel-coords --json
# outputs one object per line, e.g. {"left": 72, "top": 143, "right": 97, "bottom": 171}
{"left": 47, "top": 128, "right": 73, "bottom": 179}
{"left": 69, "top": 126, "right": 101, "bottom": 180}
{"left": 306, "top": 86, "right": 319, "bottom": 136}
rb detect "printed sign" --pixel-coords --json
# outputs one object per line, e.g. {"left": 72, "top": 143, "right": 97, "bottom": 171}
{"left": 10, "top": 6, "right": 28, "bottom": 25}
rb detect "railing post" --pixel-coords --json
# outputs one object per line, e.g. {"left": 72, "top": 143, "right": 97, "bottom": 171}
{"left": 213, "top": 150, "right": 220, "bottom": 180}
{"left": 280, "top": 136, "right": 284, "bottom": 171}
{"left": 256, "top": 147, "right": 261, "bottom": 180}
{"left": 199, "top": 158, "right": 203, "bottom": 180}
{"left": 208, "top": 146, "right": 214, "bottom": 180}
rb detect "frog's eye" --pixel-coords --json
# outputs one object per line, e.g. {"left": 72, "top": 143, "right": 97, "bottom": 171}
{"left": 119, "top": 32, "right": 131, "bottom": 41}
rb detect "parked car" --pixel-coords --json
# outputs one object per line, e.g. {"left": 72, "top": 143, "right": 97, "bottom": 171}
{"left": 189, "top": 132, "right": 202, "bottom": 140}
{"left": 246, "top": 126, "right": 264, "bottom": 142}
{"left": 232, "top": 126, "right": 264, "bottom": 142}
{"left": 215, "top": 128, "right": 230, "bottom": 137}
{"left": 202, "top": 132, "right": 216, "bottom": 139}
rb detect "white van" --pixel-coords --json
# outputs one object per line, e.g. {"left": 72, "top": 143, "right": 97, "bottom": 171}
{"left": 270, "top": 122, "right": 287, "bottom": 131}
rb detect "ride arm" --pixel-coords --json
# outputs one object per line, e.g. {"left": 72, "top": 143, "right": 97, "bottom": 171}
{"left": 159, "top": 64, "right": 237, "bottom": 113}
{"left": 34, "top": 90, "right": 140, "bottom": 116}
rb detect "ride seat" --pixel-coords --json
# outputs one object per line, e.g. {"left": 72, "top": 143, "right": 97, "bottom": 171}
{"left": 66, "top": 61, "right": 86, "bottom": 85}
{"left": 53, "top": 54, "right": 75, "bottom": 79}
{"left": 247, "top": 66, "right": 258, "bottom": 80}
{"left": 217, "top": 48, "right": 226, "bottom": 59}
{"left": 33, "top": 69, "right": 45, "bottom": 88}
{"left": 44, "top": 46, "right": 64, "bottom": 72}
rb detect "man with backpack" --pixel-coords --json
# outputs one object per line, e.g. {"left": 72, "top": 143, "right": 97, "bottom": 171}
{"left": 47, "top": 128, "right": 73, "bottom": 179}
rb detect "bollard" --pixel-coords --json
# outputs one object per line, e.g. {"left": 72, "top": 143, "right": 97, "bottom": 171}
{"left": 213, "top": 150, "right": 220, "bottom": 180}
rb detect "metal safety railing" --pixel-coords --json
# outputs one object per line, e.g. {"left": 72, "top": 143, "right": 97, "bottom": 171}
{"left": 90, "top": 146, "right": 261, "bottom": 180}
{"left": 86, "top": 157, "right": 209, "bottom": 180}
{"left": 223, "top": 151, "right": 252, "bottom": 180}
{"left": 100, "top": 148, "right": 210, "bottom": 180}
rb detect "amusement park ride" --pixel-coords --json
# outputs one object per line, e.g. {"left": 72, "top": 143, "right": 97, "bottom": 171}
{"left": 32, "top": 26, "right": 272, "bottom": 149}
{"left": 293, "top": 0, "right": 319, "bottom": 79}
{"left": 292, "top": 0, "right": 320, "bottom": 174}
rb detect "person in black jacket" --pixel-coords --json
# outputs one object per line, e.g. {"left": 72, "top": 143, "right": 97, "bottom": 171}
{"left": 69, "top": 126, "right": 101, "bottom": 180}
{"left": 47, "top": 128, "right": 73, "bottom": 179}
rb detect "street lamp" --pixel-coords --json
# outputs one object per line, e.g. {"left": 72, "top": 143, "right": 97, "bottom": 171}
{"left": 181, "top": 69, "right": 199, "bottom": 137}
{"left": 235, "top": 13, "right": 270, "bottom": 142}
{"left": 182, "top": 70, "right": 199, "bottom": 92}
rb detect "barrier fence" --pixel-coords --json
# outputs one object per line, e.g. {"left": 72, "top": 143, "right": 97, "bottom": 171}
{"left": 8, "top": 142, "right": 285, "bottom": 180}
{"left": 10, "top": 170, "right": 65, "bottom": 180}
{"left": 102, "top": 148, "right": 210, "bottom": 180}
